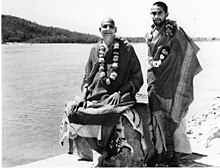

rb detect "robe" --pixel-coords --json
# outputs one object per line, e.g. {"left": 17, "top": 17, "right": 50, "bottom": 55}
{"left": 146, "top": 20, "right": 202, "bottom": 154}
{"left": 82, "top": 36, "right": 143, "bottom": 104}
{"left": 67, "top": 36, "right": 144, "bottom": 155}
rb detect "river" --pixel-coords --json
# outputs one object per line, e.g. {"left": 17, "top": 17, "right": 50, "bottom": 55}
{"left": 2, "top": 42, "right": 220, "bottom": 167}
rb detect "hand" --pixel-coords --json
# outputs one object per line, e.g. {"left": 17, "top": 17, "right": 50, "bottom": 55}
{"left": 79, "top": 98, "right": 87, "bottom": 109}
{"left": 72, "top": 98, "right": 87, "bottom": 113}
{"left": 106, "top": 92, "right": 121, "bottom": 105}
{"left": 82, "top": 98, "right": 87, "bottom": 109}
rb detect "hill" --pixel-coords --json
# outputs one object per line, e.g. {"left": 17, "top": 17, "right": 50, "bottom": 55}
{"left": 1, "top": 15, "right": 100, "bottom": 43}
{"left": 2, "top": 14, "right": 219, "bottom": 44}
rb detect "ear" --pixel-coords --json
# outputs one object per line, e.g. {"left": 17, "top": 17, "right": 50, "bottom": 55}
{"left": 99, "top": 27, "right": 101, "bottom": 32}
{"left": 166, "top": 12, "right": 169, "bottom": 18}
{"left": 115, "top": 27, "right": 117, "bottom": 33}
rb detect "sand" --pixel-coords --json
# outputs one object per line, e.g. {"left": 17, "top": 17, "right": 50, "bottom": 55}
{"left": 12, "top": 152, "right": 220, "bottom": 168}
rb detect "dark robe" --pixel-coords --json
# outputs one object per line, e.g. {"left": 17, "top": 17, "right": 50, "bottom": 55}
{"left": 82, "top": 36, "right": 143, "bottom": 104}
{"left": 146, "top": 20, "right": 202, "bottom": 155}
{"left": 69, "top": 36, "right": 144, "bottom": 156}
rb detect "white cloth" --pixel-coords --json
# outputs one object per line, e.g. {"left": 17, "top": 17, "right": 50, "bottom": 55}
{"left": 123, "top": 109, "right": 147, "bottom": 151}
{"left": 61, "top": 100, "right": 146, "bottom": 153}
{"left": 174, "top": 118, "right": 192, "bottom": 153}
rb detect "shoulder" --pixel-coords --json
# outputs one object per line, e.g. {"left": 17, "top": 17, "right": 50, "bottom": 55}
{"left": 116, "top": 36, "right": 134, "bottom": 51}
{"left": 166, "top": 19, "right": 187, "bottom": 37}
{"left": 168, "top": 20, "right": 199, "bottom": 52}
{"left": 169, "top": 21, "right": 190, "bottom": 40}
{"left": 88, "top": 42, "right": 101, "bottom": 60}
{"left": 165, "top": 19, "right": 190, "bottom": 43}
{"left": 164, "top": 19, "right": 178, "bottom": 35}
{"left": 91, "top": 41, "right": 101, "bottom": 50}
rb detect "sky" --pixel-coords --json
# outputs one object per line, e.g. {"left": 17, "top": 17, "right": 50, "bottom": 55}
{"left": 1, "top": 0, "right": 220, "bottom": 38}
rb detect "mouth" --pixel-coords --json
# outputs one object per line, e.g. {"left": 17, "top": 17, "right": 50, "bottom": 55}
{"left": 154, "top": 19, "right": 161, "bottom": 23}
{"left": 104, "top": 33, "right": 112, "bottom": 35}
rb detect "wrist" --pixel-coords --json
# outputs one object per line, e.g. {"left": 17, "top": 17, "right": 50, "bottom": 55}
{"left": 118, "top": 82, "right": 131, "bottom": 96}
{"left": 83, "top": 88, "right": 88, "bottom": 94}
{"left": 82, "top": 91, "right": 88, "bottom": 100}
{"left": 117, "top": 91, "right": 121, "bottom": 96}
{"left": 82, "top": 92, "right": 88, "bottom": 99}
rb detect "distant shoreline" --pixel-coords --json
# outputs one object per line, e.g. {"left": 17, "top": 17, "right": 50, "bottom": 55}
{"left": 2, "top": 15, "right": 220, "bottom": 44}
{"left": 2, "top": 39, "right": 220, "bottom": 45}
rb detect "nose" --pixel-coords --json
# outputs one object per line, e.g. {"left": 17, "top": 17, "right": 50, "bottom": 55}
{"left": 154, "top": 14, "right": 160, "bottom": 18}
{"left": 106, "top": 26, "right": 110, "bottom": 30}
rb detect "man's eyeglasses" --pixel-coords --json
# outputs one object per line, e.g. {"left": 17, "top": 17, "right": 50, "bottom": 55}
{"left": 102, "top": 24, "right": 115, "bottom": 29}
{"left": 150, "top": 11, "right": 164, "bottom": 16}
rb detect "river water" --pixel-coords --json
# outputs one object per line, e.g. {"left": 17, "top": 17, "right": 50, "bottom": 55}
{"left": 2, "top": 42, "right": 220, "bottom": 167}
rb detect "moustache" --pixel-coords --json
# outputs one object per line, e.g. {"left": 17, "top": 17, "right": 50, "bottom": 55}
{"left": 153, "top": 19, "right": 161, "bottom": 22}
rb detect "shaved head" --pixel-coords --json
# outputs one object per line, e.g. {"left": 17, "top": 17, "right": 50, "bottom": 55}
{"left": 100, "top": 17, "right": 115, "bottom": 27}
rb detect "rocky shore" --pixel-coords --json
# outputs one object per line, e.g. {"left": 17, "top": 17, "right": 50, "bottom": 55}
{"left": 181, "top": 96, "right": 220, "bottom": 167}
{"left": 187, "top": 96, "right": 220, "bottom": 151}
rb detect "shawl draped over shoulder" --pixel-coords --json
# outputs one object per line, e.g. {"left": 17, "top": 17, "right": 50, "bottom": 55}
{"left": 147, "top": 20, "right": 202, "bottom": 123}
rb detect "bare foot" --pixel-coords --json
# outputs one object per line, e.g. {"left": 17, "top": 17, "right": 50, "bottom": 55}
{"left": 91, "top": 150, "right": 108, "bottom": 167}
{"left": 67, "top": 151, "right": 73, "bottom": 155}
{"left": 97, "top": 151, "right": 108, "bottom": 167}
{"left": 144, "top": 149, "right": 157, "bottom": 166}
{"left": 91, "top": 150, "right": 101, "bottom": 168}
{"left": 169, "top": 152, "right": 180, "bottom": 167}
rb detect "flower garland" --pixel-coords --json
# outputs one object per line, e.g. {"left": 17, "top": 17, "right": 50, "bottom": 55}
{"left": 165, "top": 21, "right": 174, "bottom": 36}
{"left": 145, "top": 31, "right": 154, "bottom": 46}
{"left": 98, "top": 40, "right": 120, "bottom": 85}
{"left": 146, "top": 20, "right": 174, "bottom": 68}
{"left": 148, "top": 47, "right": 169, "bottom": 67}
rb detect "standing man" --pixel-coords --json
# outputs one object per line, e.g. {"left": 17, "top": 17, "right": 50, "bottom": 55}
{"left": 145, "top": 1, "right": 202, "bottom": 166}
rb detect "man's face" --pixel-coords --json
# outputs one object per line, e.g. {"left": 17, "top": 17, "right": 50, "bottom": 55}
{"left": 151, "top": 5, "right": 168, "bottom": 27}
{"left": 99, "top": 20, "right": 116, "bottom": 40}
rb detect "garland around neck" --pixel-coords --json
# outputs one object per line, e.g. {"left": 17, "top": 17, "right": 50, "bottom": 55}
{"left": 146, "top": 20, "right": 175, "bottom": 68}
{"left": 98, "top": 39, "right": 120, "bottom": 85}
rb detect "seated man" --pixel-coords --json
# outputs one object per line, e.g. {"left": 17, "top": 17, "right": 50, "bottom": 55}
{"left": 66, "top": 17, "right": 154, "bottom": 166}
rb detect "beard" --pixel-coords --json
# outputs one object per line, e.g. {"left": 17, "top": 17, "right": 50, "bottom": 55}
{"left": 153, "top": 19, "right": 166, "bottom": 27}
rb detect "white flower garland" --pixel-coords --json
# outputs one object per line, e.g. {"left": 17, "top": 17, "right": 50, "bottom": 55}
{"left": 98, "top": 40, "right": 120, "bottom": 85}
{"left": 146, "top": 20, "right": 174, "bottom": 68}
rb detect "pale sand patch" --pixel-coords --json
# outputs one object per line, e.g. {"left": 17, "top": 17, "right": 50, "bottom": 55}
{"left": 196, "top": 155, "right": 220, "bottom": 167}
{"left": 13, "top": 152, "right": 220, "bottom": 168}
{"left": 13, "top": 154, "right": 94, "bottom": 168}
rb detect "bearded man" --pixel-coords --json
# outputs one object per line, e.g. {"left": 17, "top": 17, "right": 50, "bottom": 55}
{"left": 146, "top": 1, "right": 202, "bottom": 166}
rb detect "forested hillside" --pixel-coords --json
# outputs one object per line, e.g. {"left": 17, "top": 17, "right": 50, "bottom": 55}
{"left": 1, "top": 15, "right": 100, "bottom": 43}
{"left": 2, "top": 14, "right": 217, "bottom": 44}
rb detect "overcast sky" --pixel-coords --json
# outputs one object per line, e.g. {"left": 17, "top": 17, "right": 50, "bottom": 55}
{"left": 2, "top": 0, "right": 220, "bottom": 38}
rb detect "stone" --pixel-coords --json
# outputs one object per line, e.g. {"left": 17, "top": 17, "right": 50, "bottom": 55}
{"left": 186, "top": 96, "right": 220, "bottom": 152}
{"left": 103, "top": 116, "right": 145, "bottom": 167}
{"left": 74, "top": 116, "right": 145, "bottom": 167}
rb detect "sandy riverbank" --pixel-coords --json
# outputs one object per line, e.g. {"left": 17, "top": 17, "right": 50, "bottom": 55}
{"left": 13, "top": 151, "right": 220, "bottom": 168}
